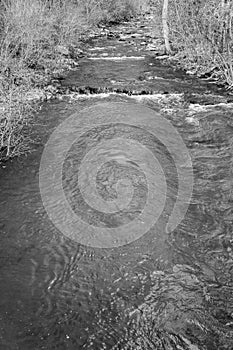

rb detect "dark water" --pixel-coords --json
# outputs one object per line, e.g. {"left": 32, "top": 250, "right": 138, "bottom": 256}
{"left": 1, "top": 15, "right": 233, "bottom": 350}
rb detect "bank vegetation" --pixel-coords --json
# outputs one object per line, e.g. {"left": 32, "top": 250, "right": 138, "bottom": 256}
{"left": 154, "top": 0, "right": 233, "bottom": 83}
{"left": 0, "top": 0, "right": 147, "bottom": 161}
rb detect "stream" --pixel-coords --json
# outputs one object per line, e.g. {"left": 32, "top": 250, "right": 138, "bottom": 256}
{"left": 1, "top": 15, "right": 233, "bottom": 350}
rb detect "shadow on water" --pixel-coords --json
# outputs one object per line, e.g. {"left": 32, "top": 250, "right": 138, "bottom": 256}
{"left": 0, "top": 15, "right": 233, "bottom": 350}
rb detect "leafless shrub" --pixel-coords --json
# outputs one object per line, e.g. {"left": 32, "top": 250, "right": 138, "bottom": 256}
{"left": 152, "top": 0, "right": 233, "bottom": 84}
{"left": 0, "top": 0, "right": 148, "bottom": 161}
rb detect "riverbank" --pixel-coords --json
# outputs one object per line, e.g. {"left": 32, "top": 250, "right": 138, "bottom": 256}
{"left": 0, "top": 0, "right": 148, "bottom": 162}
{"left": 150, "top": 0, "right": 233, "bottom": 87}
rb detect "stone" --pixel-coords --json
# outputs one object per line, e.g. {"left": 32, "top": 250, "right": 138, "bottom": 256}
{"left": 56, "top": 45, "right": 69, "bottom": 56}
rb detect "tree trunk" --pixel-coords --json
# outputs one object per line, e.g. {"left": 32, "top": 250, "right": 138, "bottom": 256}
{"left": 162, "top": 0, "right": 172, "bottom": 54}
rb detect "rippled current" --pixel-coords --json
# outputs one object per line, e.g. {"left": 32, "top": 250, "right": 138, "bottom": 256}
{"left": 1, "top": 15, "right": 233, "bottom": 350}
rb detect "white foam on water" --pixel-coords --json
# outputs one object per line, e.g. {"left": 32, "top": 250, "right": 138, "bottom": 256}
{"left": 66, "top": 92, "right": 118, "bottom": 100}
{"left": 88, "top": 47, "right": 111, "bottom": 51}
{"left": 88, "top": 56, "right": 145, "bottom": 61}
{"left": 153, "top": 55, "right": 170, "bottom": 60}
{"left": 119, "top": 34, "right": 134, "bottom": 40}
{"left": 64, "top": 92, "right": 184, "bottom": 103}
{"left": 146, "top": 75, "right": 165, "bottom": 80}
{"left": 185, "top": 116, "right": 200, "bottom": 126}
{"left": 130, "top": 93, "right": 183, "bottom": 102}
{"left": 188, "top": 102, "right": 233, "bottom": 112}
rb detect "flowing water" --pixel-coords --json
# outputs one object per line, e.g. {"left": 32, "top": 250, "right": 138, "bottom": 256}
{"left": 1, "top": 15, "right": 233, "bottom": 350}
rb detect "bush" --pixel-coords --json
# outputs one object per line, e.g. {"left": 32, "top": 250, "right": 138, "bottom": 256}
{"left": 77, "top": 0, "right": 145, "bottom": 25}
{"left": 152, "top": 0, "right": 233, "bottom": 85}
{"left": 0, "top": 0, "right": 86, "bottom": 160}
{"left": 0, "top": 0, "right": 148, "bottom": 161}
{"left": 99, "top": 0, "right": 141, "bottom": 23}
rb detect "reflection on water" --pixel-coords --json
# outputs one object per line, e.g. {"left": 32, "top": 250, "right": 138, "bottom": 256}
{"left": 0, "top": 14, "right": 233, "bottom": 350}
